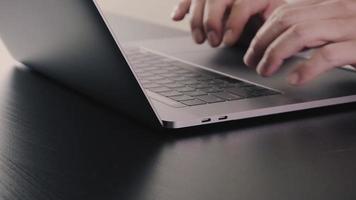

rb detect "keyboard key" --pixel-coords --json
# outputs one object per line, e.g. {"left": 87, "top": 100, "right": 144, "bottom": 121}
{"left": 220, "top": 77, "right": 243, "bottom": 83}
{"left": 156, "top": 79, "right": 174, "bottom": 84}
{"left": 159, "top": 91, "right": 182, "bottom": 97}
{"left": 196, "top": 75, "right": 214, "bottom": 81}
{"left": 190, "top": 83, "right": 210, "bottom": 89}
{"left": 164, "top": 66, "right": 180, "bottom": 71}
{"left": 146, "top": 75, "right": 165, "bottom": 81}
{"left": 144, "top": 59, "right": 160, "bottom": 64}
{"left": 180, "top": 99, "right": 206, "bottom": 106}
{"left": 227, "top": 88, "right": 253, "bottom": 97}
{"left": 183, "top": 79, "right": 200, "bottom": 85}
{"left": 134, "top": 63, "right": 155, "bottom": 69}
{"left": 139, "top": 79, "right": 151, "bottom": 84}
{"left": 134, "top": 68, "right": 148, "bottom": 73}
{"left": 177, "top": 87, "right": 196, "bottom": 92}
{"left": 213, "top": 81, "right": 230, "bottom": 87}
{"left": 207, "top": 73, "right": 225, "bottom": 79}
{"left": 144, "top": 66, "right": 161, "bottom": 71}
{"left": 172, "top": 76, "right": 188, "bottom": 81}
{"left": 207, "top": 79, "right": 225, "bottom": 85}
{"left": 184, "top": 74, "right": 203, "bottom": 78}
{"left": 234, "top": 81, "right": 254, "bottom": 87}
{"left": 197, "top": 95, "right": 225, "bottom": 103}
{"left": 200, "top": 87, "right": 223, "bottom": 93}
{"left": 219, "top": 83, "right": 235, "bottom": 89}
{"left": 143, "top": 83, "right": 160, "bottom": 88}
{"left": 244, "top": 85, "right": 262, "bottom": 91}
{"left": 149, "top": 87, "right": 171, "bottom": 93}
{"left": 146, "top": 91, "right": 186, "bottom": 108}
{"left": 170, "top": 95, "right": 195, "bottom": 101}
{"left": 154, "top": 69, "right": 170, "bottom": 74}
{"left": 137, "top": 72, "right": 155, "bottom": 78}
{"left": 183, "top": 90, "right": 207, "bottom": 96}
{"left": 175, "top": 69, "right": 192, "bottom": 74}
{"left": 165, "top": 82, "right": 185, "bottom": 88}
{"left": 161, "top": 73, "right": 180, "bottom": 78}
{"left": 213, "top": 92, "right": 244, "bottom": 100}
{"left": 154, "top": 63, "right": 169, "bottom": 68}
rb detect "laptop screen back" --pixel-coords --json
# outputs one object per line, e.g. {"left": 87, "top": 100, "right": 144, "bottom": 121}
{"left": 0, "top": 0, "right": 161, "bottom": 127}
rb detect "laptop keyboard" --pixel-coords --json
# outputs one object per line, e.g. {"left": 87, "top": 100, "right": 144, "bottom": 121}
{"left": 125, "top": 47, "right": 281, "bottom": 108}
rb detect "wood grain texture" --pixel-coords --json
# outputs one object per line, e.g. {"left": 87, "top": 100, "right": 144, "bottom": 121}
{"left": 0, "top": 4, "right": 356, "bottom": 200}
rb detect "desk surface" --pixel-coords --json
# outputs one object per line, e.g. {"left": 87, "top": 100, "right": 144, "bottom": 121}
{"left": 1, "top": 2, "right": 356, "bottom": 200}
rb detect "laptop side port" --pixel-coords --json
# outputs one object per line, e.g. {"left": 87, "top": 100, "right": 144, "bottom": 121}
{"left": 218, "top": 116, "right": 228, "bottom": 120}
{"left": 201, "top": 118, "right": 211, "bottom": 123}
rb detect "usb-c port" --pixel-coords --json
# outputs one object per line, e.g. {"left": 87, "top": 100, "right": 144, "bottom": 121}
{"left": 202, "top": 118, "right": 211, "bottom": 123}
{"left": 218, "top": 116, "right": 228, "bottom": 120}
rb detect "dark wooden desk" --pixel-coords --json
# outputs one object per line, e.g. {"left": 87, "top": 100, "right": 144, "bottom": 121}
{"left": 1, "top": 14, "right": 356, "bottom": 200}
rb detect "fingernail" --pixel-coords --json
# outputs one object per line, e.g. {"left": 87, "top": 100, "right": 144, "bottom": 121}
{"left": 288, "top": 72, "right": 300, "bottom": 85}
{"left": 256, "top": 64, "right": 264, "bottom": 76}
{"left": 208, "top": 31, "right": 219, "bottom": 47}
{"left": 193, "top": 29, "right": 204, "bottom": 44}
{"left": 223, "top": 29, "right": 234, "bottom": 46}
{"left": 244, "top": 48, "right": 254, "bottom": 67}
{"left": 170, "top": 7, "right": 179, "bottom": 19}
{"left": 256, "top": 57, "right": 268, "bottom": 76}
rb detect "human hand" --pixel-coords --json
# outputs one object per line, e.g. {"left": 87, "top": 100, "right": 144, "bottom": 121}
{"left": 244, "top": 0, "right": 356, "bottom": 85}
{"left": 171, "top": 0, "right": 286, "bottom": 47}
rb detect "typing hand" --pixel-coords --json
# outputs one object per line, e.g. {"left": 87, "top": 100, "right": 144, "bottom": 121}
{"left": 171, "top": 0, "right": 286, "bottom": 47}
{"left": 244, "top": 0, "right": 356, "bottom": 85}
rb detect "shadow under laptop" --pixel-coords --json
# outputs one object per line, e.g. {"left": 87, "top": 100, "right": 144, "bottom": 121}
{"left": 2, "top": 65, "right": 356, "bottom": 200}
{"left": 0, "top": 65, "right": 169, "bottom": 200}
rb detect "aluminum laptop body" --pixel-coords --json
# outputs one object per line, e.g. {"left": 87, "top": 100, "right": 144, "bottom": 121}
{"left": 1, "top": 0, "right": 356, "bottom": 129}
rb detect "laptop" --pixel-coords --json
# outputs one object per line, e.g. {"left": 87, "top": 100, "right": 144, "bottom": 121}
{"left": 1, "top": 0, "right": 356, "bottom": 129}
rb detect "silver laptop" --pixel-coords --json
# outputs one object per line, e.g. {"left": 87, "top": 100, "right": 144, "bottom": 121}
{"left": 1, "top": 0, "right": 356, "bottom": 129}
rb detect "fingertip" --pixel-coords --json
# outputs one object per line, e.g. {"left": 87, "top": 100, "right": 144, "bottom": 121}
{"left": 171, "top": 8, "right": 184, "bottom": 21}
{"left": 256, "top": 55, "right": 283, "bottom": 77}
{"left": 256, "top": 65, "right": 269, "bottom": 77}
{"left": 171, "top": 0, "right": 190, "bottom": 21}
{"left": 256, "top": 59, "right": 268, "bottom": 77}
{"left": 287, "top": 62, "right": 314, "bottom": 86}
{"left": 243, "top": 49, "right": 252, "bottom": 67}
{"left": 287, "top": 72, "right": 301, "bottom": 85}
{"left": 192, "top": 29, "right": 205, "bottom": 44}
{"left": 171, "top": 14, "right": 179, "bottom": 21}
{"left": 244, "top": 47, "right": 258, "bottom": 68}
{"left": 288, "top": 63, "right": 316, "bottom": 86}
{"left": 204, "top": 18, "right": 224, "bottom": 47}
{"left": 207, "top": 31, "right": 221, "bottom": 47}
{"left": 223, "top": 29, "right": 236, "bottom": 47}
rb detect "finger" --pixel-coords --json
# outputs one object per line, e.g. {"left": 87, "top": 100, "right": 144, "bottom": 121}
{"left": 257, "top": 18, "right": 356, "bottom": 76}
{"left": 223, "top": 0, "right": 283, "bottom": 46}
{"left": 223, "top": 0, "right": 253, "bottom": 46}
{"left": 288, "top": 40, "right": 356, "bottom": 85}
{"left": 204, "top": 0, "right": 231, "bottom": 47}
{"left": 244, "top": 0, "right": 355, "bottom": 67}
{"left": 284, "top": 0, "right": 325, "bottom": 7}
{"left": 171, "top": 0, "right": 192, "bottom": 21}
{"left": 190, "top": 0, "right": 207, "bottom": 44}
